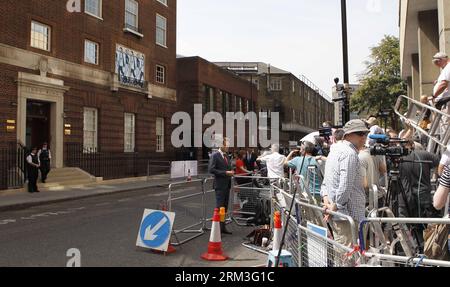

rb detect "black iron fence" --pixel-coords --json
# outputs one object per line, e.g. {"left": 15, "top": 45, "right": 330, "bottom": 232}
{"left": 0, "top": 142, "right": 27, "bottom": 191}
{"left": 65, "top": 143, "right": 171, "bottom": 180}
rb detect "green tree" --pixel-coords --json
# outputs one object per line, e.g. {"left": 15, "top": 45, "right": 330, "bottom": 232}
{"left": 351, "top": 35, "right": 406, "bottom": 129}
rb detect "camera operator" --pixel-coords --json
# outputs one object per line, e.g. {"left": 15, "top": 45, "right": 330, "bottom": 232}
{"left": 399, "top": 140, "right": 440, "bottom": 216}
{"left": 398, "top": 140, "right": 441, "bottom": 246}
{"left": 284, "top": 141, "right": 322, "bottom": 196}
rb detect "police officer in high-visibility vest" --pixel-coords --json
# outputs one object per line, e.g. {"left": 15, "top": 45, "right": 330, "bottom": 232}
{"left": 38, "top": 142, "right": 51, "bottom": 183}
{"left": 26, "top": 147, "right": 40, "bottom": 193}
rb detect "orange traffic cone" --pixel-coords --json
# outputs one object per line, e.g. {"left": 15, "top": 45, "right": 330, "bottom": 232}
{"left": 272, "top": 211, "right": 282, "bottom": 251}
{"left": 201, "top": 208, "right": 229, "bottom": 261}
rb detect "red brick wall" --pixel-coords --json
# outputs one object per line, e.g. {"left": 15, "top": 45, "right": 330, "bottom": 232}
{"left": 0, "top": 0, "right": 178, "bottom": 161}
{"left": 0, "top": 63, "right": 21, "bottom": 147}
{"left": 59, "top": 76, "right": 176, "bottom": 158}
{"left": 0, "top": 0, "right": 177, "bottom": 90}
{"left": 176, "top": 57, "right": 258, "bottom": 157}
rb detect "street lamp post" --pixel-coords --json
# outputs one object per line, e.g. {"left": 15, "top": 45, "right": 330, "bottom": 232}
{"left": 340, "top": 0, "right": 350, "bottom": 124}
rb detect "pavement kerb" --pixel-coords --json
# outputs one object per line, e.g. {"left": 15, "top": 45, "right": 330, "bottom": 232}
{"left": 0, "top": 180, "right": 171, "bottom": 212}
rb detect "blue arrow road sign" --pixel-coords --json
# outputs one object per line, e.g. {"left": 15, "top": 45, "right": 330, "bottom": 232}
{"left": 139, "top": 211, "right": 172, "bottom": 249}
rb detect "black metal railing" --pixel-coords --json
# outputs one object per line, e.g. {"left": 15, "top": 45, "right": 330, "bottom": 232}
{"left": 65, "top": 143, "right": 171, "bottom": 180}
{"left": 0, "top": 142, "right": 27, "bottom": 190}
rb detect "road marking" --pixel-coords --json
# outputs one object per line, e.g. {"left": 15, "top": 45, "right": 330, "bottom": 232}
{"left": 0, "top": 219, "right": 16, "bottom": 225}
{"left": 95, "top": 202, "right": 111, "bottom": 206}
{"left": 117, "top": 198, "right": 132, "bottom": 203}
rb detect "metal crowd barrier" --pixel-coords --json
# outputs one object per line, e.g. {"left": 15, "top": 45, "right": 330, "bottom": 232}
{"left": 167, "top": 179, "right": 206, "bottom": 246}
{"left": 166, "top": 176, "right": 234, "bottom": 246}
{"left": 360, "top": 215, "right": 450, "bottom": 267}
{"left": 271, "top": 184, "right": 361, "bottom": 267}
{"left": 231, "top": 175, "right": 273, "bottom": 226}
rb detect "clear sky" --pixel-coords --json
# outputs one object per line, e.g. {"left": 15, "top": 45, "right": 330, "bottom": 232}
{"left": 177, "top": 0, "right": 399, "bottom": 97}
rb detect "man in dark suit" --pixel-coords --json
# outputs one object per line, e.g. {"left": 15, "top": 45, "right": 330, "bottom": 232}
{"left": 208, "top": 138, "right": 234, "bottom": 234}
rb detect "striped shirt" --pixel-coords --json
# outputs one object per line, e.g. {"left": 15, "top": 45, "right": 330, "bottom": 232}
{"left": 320, "top": 141, "right": 366, "bottom": 222}
{"left": 438, "top": 165, "right": 450, "bottom": 214}
{"left": 439, "top": 165, "right": 450, "bottom": 189}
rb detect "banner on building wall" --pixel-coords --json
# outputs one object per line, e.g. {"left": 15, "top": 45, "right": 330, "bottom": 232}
{"left": 115, "top": 44, "right": 145, "bottom": 88}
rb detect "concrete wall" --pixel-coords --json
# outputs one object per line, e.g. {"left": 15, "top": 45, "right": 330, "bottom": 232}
{"left": 401, "top": 1, "right": 450, "bottom": 99}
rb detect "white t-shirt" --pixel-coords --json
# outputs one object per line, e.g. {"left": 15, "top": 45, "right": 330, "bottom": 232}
{"left": 440, "top": 148, "right": 450, "bottom": 166}
{"left": 259, "top": 152, "right": 286, "bottom": 179}
{"left": 434, "top": 63, "right": 450, "bottom": 101}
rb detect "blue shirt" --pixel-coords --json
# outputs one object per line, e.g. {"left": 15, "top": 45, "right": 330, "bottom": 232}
{"left": 288, "top": 155, "right": 321, "bottom": 195}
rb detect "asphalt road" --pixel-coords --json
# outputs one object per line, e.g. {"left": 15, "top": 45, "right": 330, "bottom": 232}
{"left": 0, "top": 186, "right": 266, "bottom": 267}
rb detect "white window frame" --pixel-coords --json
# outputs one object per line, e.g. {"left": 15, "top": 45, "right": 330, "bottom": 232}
{"left": 84, "top": 40, "right": 99, "bottom": 65}
{"left": 156, "top": 64, "right": 165, "bottom": 84}
{"left": 270, "top": 78, "right": 282, "bottom": 91}
{"left": 83, "top": 107, "right": 98, "bottom": 151}
{"left": 157, "top": 0, "right": 168, "bottom": 6}
{"left": 156, "top": 117, "right": 164, "bottom": 152}
{"left": 125, "top": 0, "right": 139, "bottom": 31}
{"left": 85, "top": 0, "right": 103, "bottom": 20}
{"left": 124, "top": 113, "right": 136, "bottom": 153}
{"left": 30, "top": 21, "right": 51, "bottom": 51}
{"left": 156, "top": 14, "right": 167, "bottom": 47}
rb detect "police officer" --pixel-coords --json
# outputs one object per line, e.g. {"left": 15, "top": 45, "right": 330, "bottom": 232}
{"left": 26, "top": 147, "right": 40, "bottom": 193}
{"left": 38, "top": 142, "right": 51, "bottom": 183}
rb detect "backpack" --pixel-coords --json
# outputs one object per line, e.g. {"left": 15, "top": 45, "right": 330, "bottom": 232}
{"left": 248, "top": 198, "right": 271, "bottom": 226}
{"left": 423, "top": 218, "right": 450, "bottom": 261}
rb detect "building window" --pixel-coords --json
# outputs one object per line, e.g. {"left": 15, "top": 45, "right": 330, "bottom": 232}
{"left": 156, "top": 65, "right": 165, "bottom": 84}
{"left": 85, "top": 0, "right": 102, "bottom": 18}
{"left": 125, "top": 0, "right": 139, "bottom": 31}
{"left": 31, "top": 21, "right": 51, "bottom": 51}
{"left": 83, "top": 108, "right": 98, "bottom": 151}
{"left": 246, "top": 100, "right": 250, "bottom": 113}
{"left": 157, "top": 0, "right": 168, "bottom": 6}
{"left": 156, "top": 14, "right": 167, "bottom": 47}
{"left": 84, "top": 40, "right": 99, "bottom": 65}
{"left": 124, "top": 113, "right": 135, "bottom": 152}
{"left": 292, "top": 80, "right": 295, "bottom": 93}
{"left": 238, "top": 97, "right": 243, "bottom": 112}
{"left": 270, "top": 78, "right": 282, "bottom": 91}
{"left": 204, "top": 86, "right": 215, "bottom": 113}
{"left": 156, "top": 117, "right": 164, "bottom": 152}
{"left": 221, "top": 91, "right": 225, "bottom": 114}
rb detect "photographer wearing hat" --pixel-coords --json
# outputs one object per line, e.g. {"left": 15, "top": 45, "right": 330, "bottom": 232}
{"left": 432, "top": 52, "right": 450, "bottom": 105}
{"left": 320, "top": 119, "right": 368, "bottom": 247}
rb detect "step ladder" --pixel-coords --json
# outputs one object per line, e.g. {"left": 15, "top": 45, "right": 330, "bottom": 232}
{"left": 394, "top": 95, "right": 450, "bottom": 154}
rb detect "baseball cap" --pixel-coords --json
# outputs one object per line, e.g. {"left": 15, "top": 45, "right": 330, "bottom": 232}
{"left": 433, "top": 52, "right": 448, "bottom": 59}
{"left": 343, "top": 119, "right": 370, "bottom": 136}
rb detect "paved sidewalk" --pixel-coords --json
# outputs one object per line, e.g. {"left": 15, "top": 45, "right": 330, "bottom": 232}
{"left": 0, "top": 175, "right": 175, "bottom": 212}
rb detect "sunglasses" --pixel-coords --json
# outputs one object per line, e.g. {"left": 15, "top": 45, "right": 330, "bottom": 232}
{"left": 354, "top": 131, "right": 369, "bottom": 137}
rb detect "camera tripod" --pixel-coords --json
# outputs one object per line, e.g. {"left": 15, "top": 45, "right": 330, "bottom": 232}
{"left": 383, "top": 157, "right": 432, "bottom": 253}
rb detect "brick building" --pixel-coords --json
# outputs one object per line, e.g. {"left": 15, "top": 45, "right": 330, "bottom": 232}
{"left": 0, "top": 0, "right": 177, "bottom": 177}
{"left": 214, "top": 62, "right": 334, "bottom": 148}
{"left": 177, "top": 56, "right": 258, "bottom": 159}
